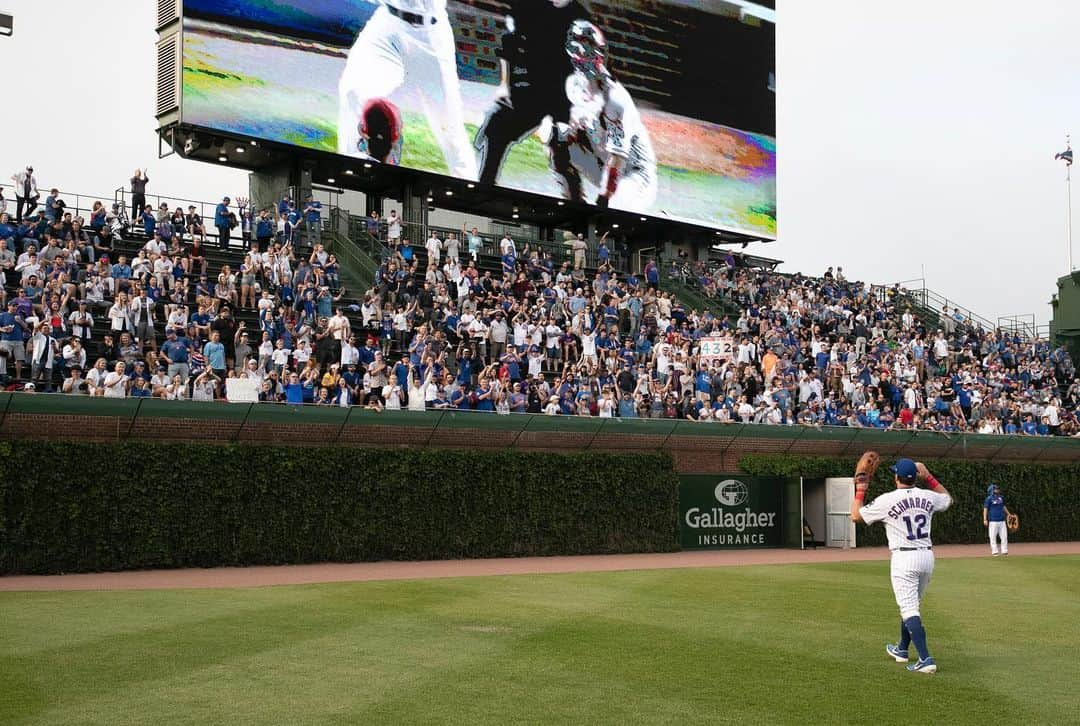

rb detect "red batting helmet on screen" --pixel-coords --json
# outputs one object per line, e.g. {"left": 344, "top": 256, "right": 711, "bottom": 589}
{"left": 566, "top": 20, "right": 607, "bottom": 80}
{"left": 360, "top": 98, "right": 403, "bottom": 164}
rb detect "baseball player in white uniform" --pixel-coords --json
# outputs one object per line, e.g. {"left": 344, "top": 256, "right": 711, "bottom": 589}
{"left": 547, "top": 20, "right": 657, "bottom": 212}
{"left": 851, "top": 457, "right": 953, "bottom": 674}
{"left": 337, "top": 0, "right": 478, "bottom": 180}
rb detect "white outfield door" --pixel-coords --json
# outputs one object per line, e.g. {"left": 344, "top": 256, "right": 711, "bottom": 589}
{"left": 825, "top": 477, "right": 857, "bottom": 548}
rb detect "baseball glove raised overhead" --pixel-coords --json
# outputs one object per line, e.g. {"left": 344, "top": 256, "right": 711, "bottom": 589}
{"left": 855, "top": 450, "right": 880, "bottom": 487}
{"left": 1007, "top": 513, "right": 1019, "bottom": 532}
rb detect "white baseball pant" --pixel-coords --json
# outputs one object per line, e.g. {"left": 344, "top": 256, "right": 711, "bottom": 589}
{"left": 609, "top": 168, "right": 657, "bottom": 212}
{"left": 890, "top": 549, "right": 935, "bottom": 620}
{"left": 988, "top": 520, "right": 1008, "bottom": 554}
{"left": 560, "top": 145, "right": 657, "bottom": 212}
{"left": 337, "top": 5, "right": 478, "bottom": 180}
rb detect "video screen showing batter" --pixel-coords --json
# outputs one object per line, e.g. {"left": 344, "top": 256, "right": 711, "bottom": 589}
{"left": 182, "top": 0, "right": 776, "bottom": 236}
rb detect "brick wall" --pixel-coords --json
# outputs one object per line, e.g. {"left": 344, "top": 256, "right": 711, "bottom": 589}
{"left": 3, "top": 413, "right": 1072, "bottom": 472}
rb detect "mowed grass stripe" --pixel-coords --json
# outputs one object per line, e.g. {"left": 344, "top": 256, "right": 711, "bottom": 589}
{"left": 1, "top": 557, "right": 1078, "bottom": 725}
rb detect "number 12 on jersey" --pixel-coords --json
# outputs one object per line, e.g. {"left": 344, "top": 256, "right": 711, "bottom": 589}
{"left": 902, "top": 514, "right": 928, "bottom": 540}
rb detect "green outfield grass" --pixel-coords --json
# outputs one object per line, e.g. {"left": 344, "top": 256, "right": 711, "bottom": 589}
{"left": 2, "top": 557, "right": 1078, "bottom": 725}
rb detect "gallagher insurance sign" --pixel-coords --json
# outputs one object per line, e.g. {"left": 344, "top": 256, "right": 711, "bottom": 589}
{"left": 679, "top": 475, "right": 785, "bottom": 549}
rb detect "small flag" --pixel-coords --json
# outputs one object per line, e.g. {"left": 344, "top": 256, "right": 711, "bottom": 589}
{"left": 1056, "top": 147, "right": 1073, "bottom": 165}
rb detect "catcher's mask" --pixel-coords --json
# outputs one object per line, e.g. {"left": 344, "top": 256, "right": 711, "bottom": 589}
{"left": 566, "top": 20, "right": 607, "bottom": 80}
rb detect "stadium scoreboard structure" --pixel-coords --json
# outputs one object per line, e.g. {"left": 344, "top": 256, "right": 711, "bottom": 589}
{"left": 155, "top": 0, "right": 775, "bottom": 241}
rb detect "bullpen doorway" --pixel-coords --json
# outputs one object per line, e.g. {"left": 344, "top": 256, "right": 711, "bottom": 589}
{"left": 801, "top": 478, "right": 857, "bottom": 549}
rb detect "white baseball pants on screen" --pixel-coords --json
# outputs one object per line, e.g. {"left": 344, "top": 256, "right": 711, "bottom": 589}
{"left": 988, "top": 520, "right": 1008, "bottom": 555}
{"left": 890, "top": 549, "right": 935, "bottom": 620}
{"left": 609, "top": 169, "right": 657, "bottom": 212}
{"left": 337, "top": 4, "right": 477, "bottom": 180}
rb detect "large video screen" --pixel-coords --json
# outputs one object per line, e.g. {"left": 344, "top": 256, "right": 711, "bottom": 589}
{"left": 181, "top": 0, "right": 776, "bottom": 236}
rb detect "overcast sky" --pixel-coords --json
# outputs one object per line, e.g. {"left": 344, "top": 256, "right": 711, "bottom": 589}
{"left": 1, "top": 0, "right": 1077, "bottom": 326}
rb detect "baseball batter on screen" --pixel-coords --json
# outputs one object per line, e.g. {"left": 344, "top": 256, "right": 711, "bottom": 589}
{"left": 554, "top": 20, "right": 657, "bottom": 211}
{"left": 336, "top": 0, "right": 478, "bottom": 180}
{"left": 850, "top": 454, "right": 953, "bottom": 674}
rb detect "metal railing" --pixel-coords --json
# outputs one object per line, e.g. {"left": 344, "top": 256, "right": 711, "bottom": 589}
{"left": 8, "top": 185, "right": 252, "bottom": 250}
{"left": 5, "top": 188, "right": 131, "bottom": 226}
{"left": 113, "top": 186, "right": 340, "bottom": 252}
{"left": 324, "top": 231, "right": 379, "bottom": 293}
{"left": 112, "top": 186, "right": 241, "bottom": 232}
{"left": 896, "top": 284, "right": 998, "bottom": 332}
{"left": 658, "top": 260, "right": 741, "bottom": 317}
{"left": 997, "top": 314, "right": 1043, "bottom": 340}
{"left": 360, "top": 216, "right": 616, "bottom": 271}
{"left": 892, "top": 281, "right": 1044, "bottom": 341}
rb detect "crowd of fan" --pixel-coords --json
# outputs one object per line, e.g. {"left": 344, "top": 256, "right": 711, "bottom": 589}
{"left": 3, "top": 167, "right": 1078, "bottom": 437}
{"left": 668, "top": 254, "right": 1079, "bottom": 435}
{"left": 0, "top": 167, "right": 328, "bottom": 399}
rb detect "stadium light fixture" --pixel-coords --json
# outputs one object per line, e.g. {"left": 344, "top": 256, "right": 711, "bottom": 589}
{"left": 250, "top": 140, "right": 257, "bottom": 146}
{"left": 326, "top": 178, "right": 335, "bottom": 184}
{"left": 217, "top": 154, "right": 228, "bottom": 163}
{"left": 557, "top": 200, "right": 565, "bottom": 206}
{"left": 612, "top": 223, "right": 620, "bottom": 229}
{"left": 640, "top": 216, "right": 646, "bottom": 221}
{"left": 445, "top": 190, "right": 453, "bottom": 196}
{"left": 467, "top": 183, "right": 475, "bottom": 189}
{"left": 363, "top": 162, "right": 372, "bottom": 169}
{"left": 235, "top": 147, "right": 245, "bottom": 154}
{"left": 344, "top": 170, "right": 354, "bottom": 175}
{"left": 512, "top": 213, "right": 519, "bottom": 219}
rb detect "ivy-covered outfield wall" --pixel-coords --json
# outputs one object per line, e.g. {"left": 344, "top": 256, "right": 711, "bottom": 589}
{"left": 740, "top": 455, "right": 1080, "bottom": 547}
{"left": 2, "top": 442, "right": 1076, "bottom": 576}
{"left": 0, "top": 442, "right": 679, "bottom": 575}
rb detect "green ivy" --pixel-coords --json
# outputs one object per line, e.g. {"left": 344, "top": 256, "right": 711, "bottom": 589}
{"left": 740, "top": 454, "right": 1080, "bottom": 546}
{"left": 0, "top": 443, "right": 679, "bottom": 575}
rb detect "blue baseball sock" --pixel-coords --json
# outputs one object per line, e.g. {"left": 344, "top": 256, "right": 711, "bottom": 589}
{"left": 904, "top": 616, "right": 930, "bottom": 661}
{"left": 898, "top": 620, "right": 911, "bottom": 651}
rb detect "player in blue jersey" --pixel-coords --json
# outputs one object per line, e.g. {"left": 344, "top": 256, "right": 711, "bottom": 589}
{"left": 983, "top": 484, "right": 1013, "bottom": 557}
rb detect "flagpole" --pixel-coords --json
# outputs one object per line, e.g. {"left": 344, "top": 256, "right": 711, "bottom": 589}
{"left": 1061, "top": 133, "right": 1074, "bottom": 271}
{"left": 1068, "top": 152, "right": 1073, "bottom": 271}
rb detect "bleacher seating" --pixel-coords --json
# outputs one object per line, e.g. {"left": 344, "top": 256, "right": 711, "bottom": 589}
{"left": 3, "top": 185, "right": 1077, "bottom": 437}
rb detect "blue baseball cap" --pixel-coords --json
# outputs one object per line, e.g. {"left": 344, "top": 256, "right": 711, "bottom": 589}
{"left": 891, "top": 458, "right": 918, "bottom": 484}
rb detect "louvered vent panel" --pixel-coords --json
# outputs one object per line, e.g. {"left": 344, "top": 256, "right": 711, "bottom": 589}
{"left": 156, "top": 35, "right": 179, "bottom": 117}
{"left": 157, "top": 0, "right": 179, "bottom": 29}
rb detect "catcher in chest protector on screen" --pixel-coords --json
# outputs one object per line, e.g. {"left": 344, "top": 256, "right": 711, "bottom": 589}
{"left": 850, "top": 452, "right": 953, "bottom": 674}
